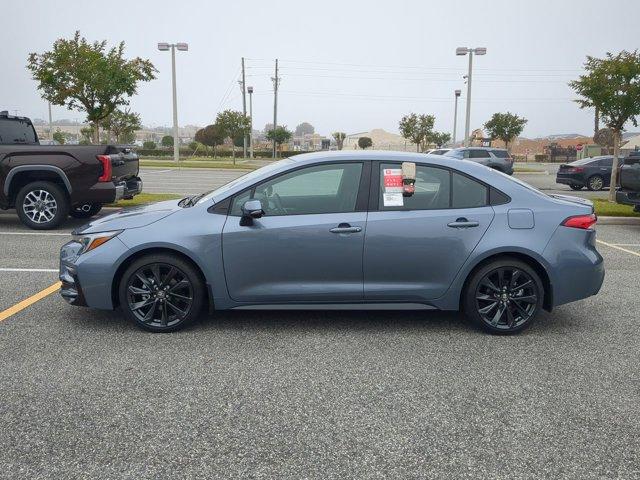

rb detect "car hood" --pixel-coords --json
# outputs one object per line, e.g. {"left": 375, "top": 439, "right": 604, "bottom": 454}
{"left": 75, "top": 200, "right": 181, "bottom": 234}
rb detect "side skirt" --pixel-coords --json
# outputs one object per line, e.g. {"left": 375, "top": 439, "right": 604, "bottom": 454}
{"left": 231, "top": 303, "right": 438, "bottom": 311}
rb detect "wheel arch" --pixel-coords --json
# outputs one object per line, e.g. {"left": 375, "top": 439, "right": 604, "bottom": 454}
{"left": 5, "top": 165, "right": 72, "bottom": 202}
{"left": 459, "top": 251, "right": 553, "bottom": 312}
{"left": 111, "top": 246, "right": 210, "bottom": 311}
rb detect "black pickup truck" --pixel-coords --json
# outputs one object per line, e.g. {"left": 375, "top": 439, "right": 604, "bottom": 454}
{"left": 0, "top": 112, "right": 142, "bottom": 229}
{"left": 616, "top": 151, "right": 640, "bottom": 212}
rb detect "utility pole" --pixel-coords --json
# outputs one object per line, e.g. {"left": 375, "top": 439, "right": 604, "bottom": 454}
{"left": 456, "top": 47, "right": 486, "bottom": 147}
{"left": 248, "top": 86, "right": 254, "bottom": 159}
{"left": 240, "top": 57, "right": 247, "bottom": 158}
{"left": 157, "top": 42, "right": 188, "bottom": 163}
{"left": 452, "top": 89, "right": 461, "bottom": 146}
{"left": 271, "top": 59, "right": 280, "bottom": 158}
{"left": 48, "top": 102, "right": 53, "bottom": 141}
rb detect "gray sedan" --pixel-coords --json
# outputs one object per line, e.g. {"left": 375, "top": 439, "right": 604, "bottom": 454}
{"left": 60, "top": 151, "right": 604, "bottom": 334}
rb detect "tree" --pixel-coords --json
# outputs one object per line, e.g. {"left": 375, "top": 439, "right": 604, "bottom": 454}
{"left": 295, "top": 122, "right": 315, "bottom": 136}
{"left": 399, "top": 113, "right": 435, "bottom": 152}
{"left": 483, "top": 112, "right": 528, "bottom": 151}
{"left": 570, "top": 50, "right": 640, "bottom": 201}
{"left": 266, "top": 126, "right": 293, "bottom": 156}
{"left": 104, "top": 109, "right": 141, "bottom": 144}
{"left": 430, "top": 131, "right": 452, "bottom": 148}
{"left": 594, "top": 128, "right": 615, "bottom": 153}
{"left": 79, "top": 126, "right": 95, "bottom": 145}
{"left": 27, "top": 31, "right": 156, "bottom": 144}
{"left": 142, "top": 140, "right": 156, "bottom": 149}
{"left": 161, "top": 135, "right": 174, "bottom": 148}
{"left": 358, "top": 136, "right": 373, "bottom": 149}
{"left": 52, "top": 129, "right": 66, "bottom": 145}
{"left": 216, "top": 110, "right": 251, "bottom": 162}
{"left": 332, "top": 131, "right": 346, "bottom": 150}
{"left": 194, "top": 123, "right": 225, "bottom": 157}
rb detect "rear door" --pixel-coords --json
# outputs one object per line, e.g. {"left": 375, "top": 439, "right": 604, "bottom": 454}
{"left": 363, "top": 162, "right": 494, "bottom": 302}
{"left": 222, "top": 161, "right": 369, "bottom": 303}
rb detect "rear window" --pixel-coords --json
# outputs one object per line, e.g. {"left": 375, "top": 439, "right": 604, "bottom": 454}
{"left": 491, "top": 150, "right": 511, "bottom": 158}
{"left": 569, "top": 157, "right": 598, "bottom": 166}
{"left": 0, "top": 118, "right": 37, "bottom": 144}
{"left": 444, "top": 149, "right": 465, "bottom": 159}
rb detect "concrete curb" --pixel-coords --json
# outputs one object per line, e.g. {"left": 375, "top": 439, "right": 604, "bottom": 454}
{"left": 597, "top": 216, "right": 640, "bottom": 225}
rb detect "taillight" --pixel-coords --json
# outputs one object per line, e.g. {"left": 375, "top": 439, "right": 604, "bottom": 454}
{"left": 97, "top": 155, "right": 112, "bottom": 182}
{"left": 567, "top": 167, "right": 584, "bottom": 173}
{"left": 562, "top": 213, "right": 597, "bottom": 230}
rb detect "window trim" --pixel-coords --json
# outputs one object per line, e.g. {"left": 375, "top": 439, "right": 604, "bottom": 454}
{"left": 226, "top": 160, "right": 371, "bottom": 217}
{"left": 369, "top": 160, "right": 508, "bottom": 212}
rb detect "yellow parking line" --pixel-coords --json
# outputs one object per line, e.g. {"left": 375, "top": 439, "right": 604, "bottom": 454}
{"left": 0, "top": 282, "right": 61, "bottom": 323}
{"left": 597, "top": 239, "right": 640, "bottom": 258}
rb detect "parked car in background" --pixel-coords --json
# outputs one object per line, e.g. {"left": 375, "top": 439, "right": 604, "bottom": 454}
{"left": 60, "top": 151, "right": 603, "bottom": 335}
{"left": 0, "top": 111, "right": 142, "bottom": 229}
{"left": 556, "top": 155, "right": 616, "bottom": 191}
{"left": 426, "top": 148, "right": 451, "bottom": 155}
{"left": 616, "top": 151, "right": 640, "bottom": 212}
{"left": 444, "top": 147, "right": 514, "bottom": 175}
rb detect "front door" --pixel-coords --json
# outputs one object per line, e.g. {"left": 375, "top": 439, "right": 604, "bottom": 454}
{"left": 364, "top": 162, "right": 494, "bottom": 302}
{"left": 222, "top": 162, "right": 368, "bottom": 303}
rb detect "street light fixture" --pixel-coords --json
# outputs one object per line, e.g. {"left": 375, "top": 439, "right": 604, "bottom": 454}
{"left": 456, "top": 47, "right": 486, "bottom": 146}
{"left": 247, "top": 86, "right": 254, "bottom": 159}
{"left": 157, "top": 42, "right": 188, "bottom": 162}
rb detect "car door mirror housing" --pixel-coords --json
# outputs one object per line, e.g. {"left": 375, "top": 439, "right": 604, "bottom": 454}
{"left": 242, "top": 199, "right": 264, "bottom": 219}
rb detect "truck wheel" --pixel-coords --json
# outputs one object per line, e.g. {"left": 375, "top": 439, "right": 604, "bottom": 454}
{"left": 16, "top": 181, "right": 69, "bottom": 230}
{"left": 70, "top": 203, "right": 103, "bottom": 219}
{"left": 587, "top": 175, "right": 604, "bottom": 191}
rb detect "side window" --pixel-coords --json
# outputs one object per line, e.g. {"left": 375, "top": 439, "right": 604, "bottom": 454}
{"left": 452, "top": 172, "right": 488, "bottom": 208}
{"left": 469, "top": 149, "right": 490, "bottom": 159}
{"left": 598, "top": 157, "right": 613, "bottom": 167}
{"left": 230, "top": 163, "right": 363, "bottom": 216}
{"left": 379, "top": 164, "right": 450, "bottom": 210}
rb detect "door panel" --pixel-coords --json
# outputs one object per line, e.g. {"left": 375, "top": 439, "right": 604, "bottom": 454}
{"left": 222, "top": 212, "right": 366, "bottom": 302}
{"left": 363, "top": 207, "right": 494, "bottom": 301}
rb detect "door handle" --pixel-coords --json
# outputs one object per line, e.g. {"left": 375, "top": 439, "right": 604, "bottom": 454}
{"left": 447, "top": 217, "right": 480, "bottom": 228}
{"left": 330, "top": 223, "right": 362, "bottom": 234}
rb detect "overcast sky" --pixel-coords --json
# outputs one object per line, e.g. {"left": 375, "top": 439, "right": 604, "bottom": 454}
{"left": 1, "top": 0, "right": 638, "bottom": 138}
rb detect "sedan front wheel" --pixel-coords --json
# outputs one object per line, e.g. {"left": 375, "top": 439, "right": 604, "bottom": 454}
{"left": 464, "top": 258, "right": 543, "bottom": 334}
{"left": 119, "top": 254, "right": 205, "bottom": 332}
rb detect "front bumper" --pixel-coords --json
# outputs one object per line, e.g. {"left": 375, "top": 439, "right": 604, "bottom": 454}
{"left": 616, "top": 188, "right": 640, "bottom": 207}
{"left": 59, "top": 242, "right": 87, "bottom": 306}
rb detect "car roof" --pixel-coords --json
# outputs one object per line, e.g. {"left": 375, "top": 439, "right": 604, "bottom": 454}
{"left": 451, "top": 146, "right": 508, "bottom": 151}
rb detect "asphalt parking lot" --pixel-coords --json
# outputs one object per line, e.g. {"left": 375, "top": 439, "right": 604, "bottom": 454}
{"left": 1, "top": 202, "right": 639, "bottom": 478}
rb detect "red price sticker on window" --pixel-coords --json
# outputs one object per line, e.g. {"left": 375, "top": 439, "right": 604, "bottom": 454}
{"left": 383, "top": 168, "right": 403, "bottom": 192}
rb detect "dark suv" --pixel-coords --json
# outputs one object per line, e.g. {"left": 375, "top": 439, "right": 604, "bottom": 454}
{"left": 0, "top": 112, "right": 142, "bottom": 229}
{"left": 444, "top": 147, "right": 514, "bottom": 175}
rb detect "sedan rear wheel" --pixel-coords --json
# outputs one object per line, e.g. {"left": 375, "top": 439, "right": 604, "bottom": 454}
{"left": 464, "top": 258, "right": 543, "bottom": 334}
{"left": 119, "top": 254, "right": 204, "bottom": 332}
{"left": 569, "top": 184, "right": 583, "bottom": 191}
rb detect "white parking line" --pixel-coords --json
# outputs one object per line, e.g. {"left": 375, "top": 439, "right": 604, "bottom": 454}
{"left": 609, "top": 244, "right": 640, "bottom": 247}
{"left": 0, "top": 268, "right": 58, "bottom": 273}
{"left": 597, "top": 240, "right": 640, "bottom": 258}
{"left": 0, "top": 231, "right": 71, "bottom": 236}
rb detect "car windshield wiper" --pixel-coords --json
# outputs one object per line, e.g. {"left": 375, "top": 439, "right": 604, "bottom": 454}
{"left": 179, "top": 193, "right": 207, "bottom": 208}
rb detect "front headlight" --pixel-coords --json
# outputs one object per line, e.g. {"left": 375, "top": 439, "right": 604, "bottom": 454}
{"left": 72, "top": 230, "right": 123, "bottom": 254}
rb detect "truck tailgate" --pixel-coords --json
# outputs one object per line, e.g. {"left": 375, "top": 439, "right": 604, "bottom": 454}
{"left": 107, "top": 150, "right": 139, "bottom": 182}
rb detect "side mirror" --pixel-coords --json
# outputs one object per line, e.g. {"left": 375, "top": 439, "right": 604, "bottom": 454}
{"left": 242, "top": 199, "right": 264, "bottom": 219}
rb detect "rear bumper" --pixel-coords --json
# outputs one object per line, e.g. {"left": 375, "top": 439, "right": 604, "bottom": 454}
{"left": 556, "top": 175, "right": 584, "bottom": 186}
{"left": 78, "top": 177, "right": 143, "bottom": 205}
{"left": 115, "top": 177, "right": 143, "bottom": 201}
{"left": 616, "top": 189, "right": 640, "bottom": 207}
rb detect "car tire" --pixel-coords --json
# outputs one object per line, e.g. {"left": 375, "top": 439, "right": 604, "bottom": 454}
{"left": 569, "top": 184, "right": 583, "bottom": 191}
{"left": 70, "top": 203, "right": 103, "bottom": 219}
{"left": 463, "top": 257, "right": 544, "bottom": 335}
{"left": 587, "top": 175, "right": 604, "bottom": 191}
{"left": 15, "top": 181, "right": 69, "bottom": 230}
{"left": 119, "top": 253, "right": 205, "bottom": 333}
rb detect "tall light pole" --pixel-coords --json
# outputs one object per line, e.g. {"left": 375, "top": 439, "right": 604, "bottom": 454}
{"left": 247, "top": 86, "right": 254, "bottom": 159}
{"left": 158, "top": 42, "right": 188, "bottom": 162}
{"left": 456, "top": 47, "right": 486, "bottom": 146}
{"left": 452, "top": 89, "right": 461, "bottom": 146}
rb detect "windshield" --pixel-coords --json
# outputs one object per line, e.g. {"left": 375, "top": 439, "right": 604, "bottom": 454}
{"left": 196, "top": 158, "right": 291, "bottom": 204}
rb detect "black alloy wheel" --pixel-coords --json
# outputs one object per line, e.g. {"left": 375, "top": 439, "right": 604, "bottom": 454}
{"left": 119, "top": 254, "right": 204, "bottom": 332}
{"left": 465, "top": 259, "right": 543, "bottom": 334}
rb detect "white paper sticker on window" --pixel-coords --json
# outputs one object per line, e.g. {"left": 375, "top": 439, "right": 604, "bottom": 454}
{"left": 383, "top": 192, "right": 404, "bottom": 206}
